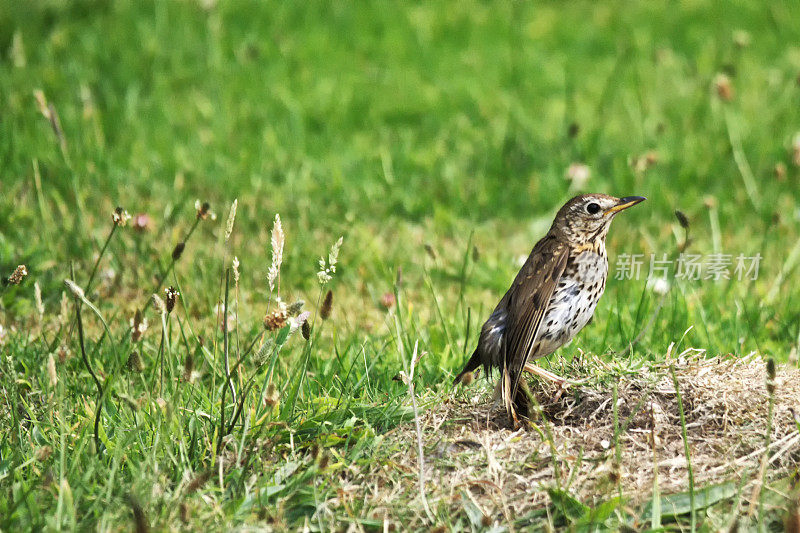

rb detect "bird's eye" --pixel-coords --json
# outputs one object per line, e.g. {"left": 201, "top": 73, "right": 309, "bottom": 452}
{"left": 586, "top": 202, "right": 601, "bottom": 214}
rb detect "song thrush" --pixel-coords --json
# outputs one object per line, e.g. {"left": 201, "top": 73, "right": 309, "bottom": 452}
{"left": 454, "top": 194, "right": 646, "bottom": 421}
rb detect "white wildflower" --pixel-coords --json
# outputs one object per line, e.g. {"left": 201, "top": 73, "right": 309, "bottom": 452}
{"left": 99, "top": 267, "right": 116, "bottom": 285}
{"left": 289, "top": 311, "right": 310, "bottom": 334}
{"left": 647, "top": 277, "right": 670, "bottom": 296}
{"left": 565, "top": 163, "right": 591, "bottom": 189}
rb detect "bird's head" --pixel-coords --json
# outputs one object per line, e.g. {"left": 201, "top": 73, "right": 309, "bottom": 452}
{"left": 550, "top": 194, "right": 646, "bottom": 245}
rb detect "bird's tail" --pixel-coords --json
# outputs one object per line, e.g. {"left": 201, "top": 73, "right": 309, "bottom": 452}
{"left": 500, "top": 367, "right": 531, "bottom": 421}
{"left": 453, "top": 349, "right": 482, "bottom": 385}
{"left": 512, "top": 378, "right": 531, "bottom": 419}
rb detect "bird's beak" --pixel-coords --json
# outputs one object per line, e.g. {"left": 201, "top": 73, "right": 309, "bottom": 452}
{"left": 605, "top": 196, "right": 646, "bottom": 216}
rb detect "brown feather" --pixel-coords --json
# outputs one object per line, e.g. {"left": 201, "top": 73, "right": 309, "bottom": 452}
{"left": 501, "top": 235, "right": 570, "bottom": 415}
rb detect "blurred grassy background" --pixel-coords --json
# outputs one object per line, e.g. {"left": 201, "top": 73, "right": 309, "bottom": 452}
{"left": 1, "top": 0, "right": 800, "bottom": 528}
{"left": 3, "top": 0, "right": 799, "bottom": 359}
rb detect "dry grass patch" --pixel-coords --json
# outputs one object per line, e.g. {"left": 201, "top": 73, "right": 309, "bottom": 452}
{"left": 346, "top": 351, "right": 800, "bottom": 527}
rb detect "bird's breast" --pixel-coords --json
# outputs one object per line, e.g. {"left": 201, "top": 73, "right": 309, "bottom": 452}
{"left": 533, "top": 250, "right": 608, "bottom": 358}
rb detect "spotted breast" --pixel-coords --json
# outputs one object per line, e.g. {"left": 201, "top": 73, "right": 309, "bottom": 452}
{"left": 532, "top": 243, "right": 608, "bottom": 359}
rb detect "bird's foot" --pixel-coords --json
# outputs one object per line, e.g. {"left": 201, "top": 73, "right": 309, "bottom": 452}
{"left": 523, "top": 362, "right": 589, "bottom": 387}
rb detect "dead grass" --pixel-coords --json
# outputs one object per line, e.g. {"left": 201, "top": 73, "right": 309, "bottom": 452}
{"left": 340, "top": 350, "right": 800, "bottom": 527}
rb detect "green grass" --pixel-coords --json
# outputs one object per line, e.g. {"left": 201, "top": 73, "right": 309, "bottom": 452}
{"left": 2, "top": 0, "right": 800, "bottom": 529}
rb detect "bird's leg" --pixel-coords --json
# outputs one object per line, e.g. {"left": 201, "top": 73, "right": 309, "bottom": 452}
{"left": 492, "top": 373, "right": 524, "bottom": 429}
{"left": 523, "top": 362, "right": 588, "bottom": 386}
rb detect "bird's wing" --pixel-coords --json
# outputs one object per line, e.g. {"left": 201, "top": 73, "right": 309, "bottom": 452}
{"left": 502, "top": 235, "right": 570, "bottom": 409}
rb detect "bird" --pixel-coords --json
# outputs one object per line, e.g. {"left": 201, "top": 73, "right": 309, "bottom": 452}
{"left": 454, "top": 194, "right": 646, "bottom": 422}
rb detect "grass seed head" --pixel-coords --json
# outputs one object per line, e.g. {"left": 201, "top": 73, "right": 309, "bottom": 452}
{"left": 172, "top": 242, "right": 185, "bottom": 260}
{"left": 264, "top": 382, "right": 279, "bottom": 408}
{"left": 632, "top": 150, "right": 659, "bottom": 173}
{"left": 317, "top": 236, "right": 343, "bottom": 284}
{"left": 46, "top": 353, "right": 57, "bottom": 386}
{"left": 64, "top": 279, "right": 84, "bottom": 300}
{"left": 318, "top": 451, "right": 330, "bottom": 471}
{"left": 57, "top": 344, "right": 70, "bottom": 363}
{"left": 767, "top": 358, "right": 776, "bottom": 394}
{"left": 301, "top": 320, "right": 311, "bottom": 340}
{"left": 232, "top": 256, "right": 240, "bottom": 283}
{"left": 112, "top": 206, "right": 131, "bottom": 227}
{"left": 253, "top": 337, "right": 275, "bottom": 368}
{"left": 380, "top": 292, "right": 396, "bottom": 309}
{"left": 34, "top": 281, "right": 44, "bottom": 319}
{"left": 320, "top": 289, "right": 333, "bottom": 320}
{"left": 182, "top": 352, "right": 194, "bottom": 382}
{"left": 9, "top": 265, "right": 28, "bottom": 285}
{"left": 287, "top": 300, "right": 304, "bottom": 316}
{"left": 185, "top": 470, "right": 212, "bottom": 494}
{"left": 33, "top": 89, "right": 49, "bottom": 117}
{"left": 35, "top": 445, "right": 53, "bottom": 462}
{"left": 714, "top": 73, "right": 734, "bottom": 101}
{"left": 328, "top": 236, "right": 343, "bottom": 269}
{"left": 268, "top": 214, "right": 284, "bottom": 292}
{"left": 58, "top": 291, "right": 69, "bottom": 326}
{"left": 195, "top": 200, "right": 212, "bottom": 220}
{"left": 152, "top": 293, "right": 167, "bottom": 315}
{"left": 164, "top": 286, "right": 179, "bottom": 313}
{"left": 674, "top": 209, "right": 690, "bottom": 229}
{"left": 568, "top": 121, "right": 580, "bottom": 137}
{"left": 130, "top": 310, "right": 147, "bottom": 342}
{"left": 263, "top": 308, "right": 287, "bottom": 331}
{"left": 775, "top": 162, "right": 787, "bottom": 181}
{"left": 127, "top": 351, "right": 144, "bottom": 373}
{"left": 733, "top": 29, "right": 751, "bottom": 48}
{"left": 224, "top": 198, "right": 237, "bottom": 241}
